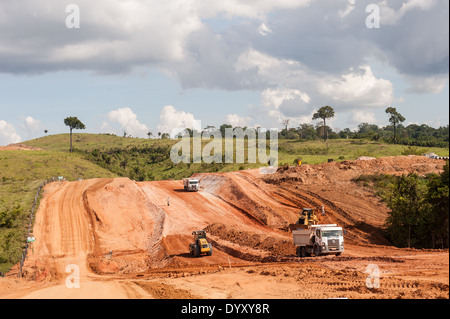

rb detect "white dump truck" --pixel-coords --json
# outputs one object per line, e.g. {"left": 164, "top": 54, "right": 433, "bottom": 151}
{"left": 293, "top": 224, "right": 344, "bottom": 257}
{"left": 183, "top": 178, "right": 200, "bottom": 192}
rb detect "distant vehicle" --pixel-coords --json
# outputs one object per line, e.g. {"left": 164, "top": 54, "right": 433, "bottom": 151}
{"left": 189, "top": 231, "right": 213, "bottom": 257}
{"left": 423, "top": 153, "right": 449, "bottom": 160}
{"left": 292, "top": 224, "right": 344, "bottom": 257}
{"left": 183, "top": 178, "right": 200, "bottom": 192}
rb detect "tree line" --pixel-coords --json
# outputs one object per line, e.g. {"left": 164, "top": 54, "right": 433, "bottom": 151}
{"left": 62, "top": 106, "right": 449, "bottom": 155}
{"left": 279, "top": 106, "right": 449, "bottom": 148}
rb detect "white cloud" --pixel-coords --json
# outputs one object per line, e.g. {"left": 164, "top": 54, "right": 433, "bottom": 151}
{"left": 196, "top": 0, "right": 312, "bottom": 20}
{"left": 19, "top": 116, "right": 44, "bottom": 140}
{"left": 226, "top": 114, "right": 252, "bottom": 127}
{"left": 23, "top": 116, "right": 43, "bottom": 133}
{"left": 379, "top": 0, "right": 438, "bottom": 25}
{"left": 106, "top": 107, "right": 149, "bottom": 138}
{"left": 0, "top": 120, "right": 21, "bottom": 145}
{"left": 317, "top": 65, "right": 395, "bottom": 108}
{"left": 250, "top": 88, "right": 314, "bottom": 128}
{"left": 232, "top": 48, "right": 398, "bottom": 129}
{"left": 0, "top": 0, "right": 447, "bottom": 131}
{"left": 261, "top": 88, "right": 310, "bottom": 112}
{"left": 338, "top": 0, "right": 355, "bottom": 18}
{"left": 348, "top": 110, "right": 378, "bottom": 126}
{"left": 258, "top": 23, "right": 272, "bottom": 36}
{"left": 404, "top": 75, "right": 449, "bottom": 94}
{"left": 157, "top": 105, "right": 200, "bottom": 137}
{"left": 0, "top": 0, "right": 204, "bottom": 74}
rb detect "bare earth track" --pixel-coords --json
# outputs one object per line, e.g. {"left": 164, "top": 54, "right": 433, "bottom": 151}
{"left": 0, "top": 156, "right": 448, "bottom": 299}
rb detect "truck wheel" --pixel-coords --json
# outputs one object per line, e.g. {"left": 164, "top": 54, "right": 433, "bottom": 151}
{"left": 313, "top": 244, "right": 320, "bottom": 257}
{"left": 335, "top": 252, "right": 341, "bottom": 257}
{"left": 301, "top": 247, "right": 307, "bottom": 258}
{"left": 296, "top": 247, "right": 307, "bottom": 258}
{"left": 193, "top": 245, "right": 200, "bottom": 257}
{"left": 207, "top": 244, "right": 213, "bottom": 256}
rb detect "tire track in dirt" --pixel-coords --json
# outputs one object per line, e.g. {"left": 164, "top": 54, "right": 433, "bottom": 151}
{"left": 10, "top": 156, "right": 448, "bottom": 299}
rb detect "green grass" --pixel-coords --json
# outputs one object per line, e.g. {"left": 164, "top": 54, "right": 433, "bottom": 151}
{"left": 277, "top": 139, "right": 449, "bottom": 165}
{"left": 25, "top": 133, "right": 176, "bottom": 152}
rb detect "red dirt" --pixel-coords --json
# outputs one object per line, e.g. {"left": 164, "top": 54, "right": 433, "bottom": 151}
{"left": 1, "top": 155, "right": 448, "bottom": 299}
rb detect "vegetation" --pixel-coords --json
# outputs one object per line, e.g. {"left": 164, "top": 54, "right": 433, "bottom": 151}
{"left": 385, "top": 107, "right": 406, "bottom": 145}
{"left": 353, "top": 162, "right": 449, "bottom": 249}
{"left": 280, "top": 122, "right": 449, "bottom": 148}
{"left": 312, "top": 105, "right": 335, "bottom": 143}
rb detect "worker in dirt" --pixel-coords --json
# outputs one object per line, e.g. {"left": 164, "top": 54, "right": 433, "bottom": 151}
{"left": 321, "top": 205, "right": 325, "bottom": 215}
{"left": 167, "top": 197, "right": 170, "bottom": 206}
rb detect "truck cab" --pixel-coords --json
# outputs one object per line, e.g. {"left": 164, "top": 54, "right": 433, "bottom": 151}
{"left": 293, "top": 224, "right": 344, "bottom": 257}
{"left": 183, "top": 178, "right": 200, "bottom": 192}
{"left": 313, "top": 226, "right": 344, "bottom": 256}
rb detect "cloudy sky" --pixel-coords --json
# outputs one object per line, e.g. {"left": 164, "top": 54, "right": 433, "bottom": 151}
{"left": 0, "top": 0, "right": 448, "bottom": 144}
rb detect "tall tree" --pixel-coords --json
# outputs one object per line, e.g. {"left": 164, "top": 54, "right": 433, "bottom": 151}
{"left": 281, "top": 119, "right": 290, "bottom": 137}
{"left": 64, "top": 117, "right": 86, "bottom": 153}
{"left": 385, "top": 107, "right": 405, "bottom": 144}
{"left": 312, "top": 106, "right": 335, "bottom": 143}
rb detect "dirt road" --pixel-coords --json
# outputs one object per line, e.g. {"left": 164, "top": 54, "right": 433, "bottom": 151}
{"left": 1, "top": 156, "right": 448, "bottom": 299}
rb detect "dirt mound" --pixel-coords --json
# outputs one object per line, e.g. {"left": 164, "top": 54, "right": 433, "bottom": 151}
{"left": 267, "top": 155, "right": 446, "bottom": 185}
{"left": 205, "top": 223, "right": 294, "bottom": 258}
{"left": 194, "top": 171, "right": 298, "bottom": 230}
{"left": 8, "top": 155, "right": 448, "bottom": 299}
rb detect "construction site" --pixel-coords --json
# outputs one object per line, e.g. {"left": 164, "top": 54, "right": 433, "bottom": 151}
{"left": 0, "top": 155, "right": 448, "bottom": 299}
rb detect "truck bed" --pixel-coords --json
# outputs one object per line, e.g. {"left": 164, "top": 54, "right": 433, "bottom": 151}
{"left": 292, "top": 229, "right": 313, "bottom": 246}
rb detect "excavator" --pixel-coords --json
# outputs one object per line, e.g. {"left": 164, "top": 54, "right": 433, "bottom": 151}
{"left": 289, "top": 208, "right": 319, "bottom": 231}
{"left": 189, "top": 231, "right": 213, "bottom": 257}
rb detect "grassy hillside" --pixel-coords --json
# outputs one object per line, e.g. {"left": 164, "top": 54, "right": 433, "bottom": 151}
{"left": 27, "top": 133, "right": 450, "bottom": 175}
{"left": 26, "top": 133, "right": 175, "bottom": 152}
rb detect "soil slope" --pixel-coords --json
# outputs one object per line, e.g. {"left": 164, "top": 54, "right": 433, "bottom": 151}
{"left": 1, "top": 156, "right": 448, "bottom": 299}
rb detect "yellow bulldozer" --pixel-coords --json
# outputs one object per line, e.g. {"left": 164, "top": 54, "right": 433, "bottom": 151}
{"left": 189, "top": 231, "right": 213, "bottom": 257}
{"left": 289, "top": 208, "right": 319, "bottom": 231}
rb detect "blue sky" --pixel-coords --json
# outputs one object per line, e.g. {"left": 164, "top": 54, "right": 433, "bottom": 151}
{"left": 0, "top": 0, "right": 448, "bottom": 144}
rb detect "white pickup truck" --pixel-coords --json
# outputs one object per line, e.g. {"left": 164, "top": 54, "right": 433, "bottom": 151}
{"left": 292, "top": 224, "right": 344, "bottom": 257}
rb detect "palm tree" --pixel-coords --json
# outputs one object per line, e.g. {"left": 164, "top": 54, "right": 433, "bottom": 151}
{"left": 385, "top": 107, "right": 405, "bottom": 144}
{"left": 312, "top": 106, "right": 335, "bottom": 143}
